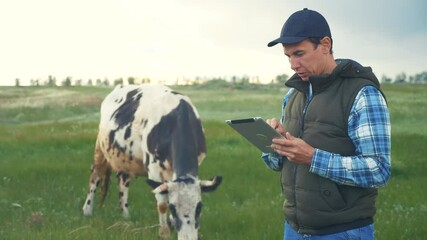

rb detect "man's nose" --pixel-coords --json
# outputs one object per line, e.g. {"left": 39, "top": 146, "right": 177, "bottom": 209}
{"left": 289, "top": 57, "right": 300, "bottom": 71}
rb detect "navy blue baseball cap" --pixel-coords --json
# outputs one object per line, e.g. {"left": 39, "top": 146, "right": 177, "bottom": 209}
{"left": 267, "top": 8, "right": 331, "bottom": 47}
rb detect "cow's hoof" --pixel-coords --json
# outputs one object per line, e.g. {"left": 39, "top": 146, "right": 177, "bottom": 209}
{"left": 159, "top": 225, "right": 170, "bottom": 239}
{"left": 82, "top": 207, "right": 93, "bottom": 217}
{"left": 122, "top": 211, "right": 130, "bottom": 219}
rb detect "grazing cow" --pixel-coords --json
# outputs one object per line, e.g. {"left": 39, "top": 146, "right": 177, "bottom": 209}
{"left": 82, "top": 84, "right": 222, "bottom": 239}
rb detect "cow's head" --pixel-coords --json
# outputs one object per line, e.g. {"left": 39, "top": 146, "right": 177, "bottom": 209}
{"left": 148, "top": 175, "right": 222, "bottom": 240}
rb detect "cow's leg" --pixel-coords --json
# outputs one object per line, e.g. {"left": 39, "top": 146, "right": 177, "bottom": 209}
{"left": 82, "top": 164, "right": 101, "bottom": 216}
{"left": 117, "top": 172, "right": 131, "bottom": 219}
{"left": 82, "top": 139, "right": 111, "bottom": 216}
{"left": 155, "top": 192, "right": 170, "bottom": 238}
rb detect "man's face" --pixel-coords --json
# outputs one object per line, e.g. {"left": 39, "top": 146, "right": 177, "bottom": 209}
{"left": 283, "top": 39, "right": 330, "bottom": 81}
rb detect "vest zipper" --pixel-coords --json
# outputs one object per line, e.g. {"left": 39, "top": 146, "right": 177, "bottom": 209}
{"left": 299, "top": 90, "right": 313, "bottom": 138}
{"left": 295, "top": 91, "right": 313, "bottom": 232}
{"left": 292, "top": 164, "right": 300, "bottom": 230}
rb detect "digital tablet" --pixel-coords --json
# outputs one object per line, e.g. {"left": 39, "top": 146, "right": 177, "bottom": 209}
{"left": 225, "top": 117, "right": 284, "bottom": 153}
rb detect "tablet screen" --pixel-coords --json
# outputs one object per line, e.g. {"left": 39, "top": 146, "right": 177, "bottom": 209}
{"left": 226, "top": 117, "right": 284, "bottom": 153}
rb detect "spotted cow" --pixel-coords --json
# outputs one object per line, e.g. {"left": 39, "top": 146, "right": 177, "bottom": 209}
{"left": 82, "top": 84, "right": 222, "bottom": 240}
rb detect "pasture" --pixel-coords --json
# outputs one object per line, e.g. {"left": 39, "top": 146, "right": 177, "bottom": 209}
{"left": 0, "top": 84, "right": 426, "bottom": 239}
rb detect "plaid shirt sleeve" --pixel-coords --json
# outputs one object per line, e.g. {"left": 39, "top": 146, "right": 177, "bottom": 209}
{"left": 310, "top": 86, "right": 391, "bottom": 188}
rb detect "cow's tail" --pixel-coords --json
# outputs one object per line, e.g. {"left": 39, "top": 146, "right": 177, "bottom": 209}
{"left": 99, "top": 166, "right": 112, "bottom": 207}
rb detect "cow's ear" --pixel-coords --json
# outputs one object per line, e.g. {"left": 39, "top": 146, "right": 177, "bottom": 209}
{"left": 147, "top": 179, "right": 169, "bottom": 194}
{"left": 146, "top": 179, "right": 165, "bottom": 190}
{"left": 152, "top": 183, "right": 169, "bottom": 194}
{"left": 146, "top": 179, "right": 162, "bottom": 189}
{"left": 200, "top": 176, "right": 223, "bottom": 193}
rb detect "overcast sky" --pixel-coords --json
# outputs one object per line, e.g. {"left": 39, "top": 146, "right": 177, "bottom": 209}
{"left": 1, "top": 0, "right": 426, "bottom": 85}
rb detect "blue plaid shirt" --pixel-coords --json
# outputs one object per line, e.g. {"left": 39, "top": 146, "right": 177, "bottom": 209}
{"left": 262, "top": 85, "right": 391, "bottom": 188}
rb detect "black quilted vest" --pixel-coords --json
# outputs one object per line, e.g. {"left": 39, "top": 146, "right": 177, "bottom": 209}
{"left": 281, "top": 60, "right": 383, "bottom": 235}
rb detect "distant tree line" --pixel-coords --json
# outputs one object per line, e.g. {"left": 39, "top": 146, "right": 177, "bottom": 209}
{"left": 13, "top": 71, "right": 427, "bottom": 87}
{"left": 15, "top": 76, "right": 151, "bottom": 87}
{"left": 381, "top": 72, "right": 427, "bottom": 84}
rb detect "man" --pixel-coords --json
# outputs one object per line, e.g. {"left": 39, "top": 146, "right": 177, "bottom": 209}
{"left": 263, "top": 8, "right": 391, "bottom": 239}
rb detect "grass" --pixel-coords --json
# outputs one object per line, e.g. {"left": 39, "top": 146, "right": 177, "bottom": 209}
{"left": 0, "top": 120, "right": 283, "bottom": 240}
{"left": 0, "top": 84, "right": 426, "bottom": 239}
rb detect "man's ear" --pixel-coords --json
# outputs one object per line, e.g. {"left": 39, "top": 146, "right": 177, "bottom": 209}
{"left": 320, "top": 37, "right": 332, "bottom": 54}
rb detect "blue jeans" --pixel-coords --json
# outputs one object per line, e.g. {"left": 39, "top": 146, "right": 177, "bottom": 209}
{"left": 284, "top": 221, "right": 374, "bottom": 240}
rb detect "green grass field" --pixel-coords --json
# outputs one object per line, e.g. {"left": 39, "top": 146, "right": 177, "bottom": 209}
{"left": 0, "top": 84, "right": 426, "bottom": 239}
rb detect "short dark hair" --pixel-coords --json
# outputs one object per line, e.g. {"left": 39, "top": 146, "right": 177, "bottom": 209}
{"left": 308, "top": 37, "right": 333, "bottom": 54}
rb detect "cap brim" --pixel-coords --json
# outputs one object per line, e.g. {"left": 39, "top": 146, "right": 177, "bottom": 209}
{"left": 267, "top": 36, "right": 308, "bottom": 47}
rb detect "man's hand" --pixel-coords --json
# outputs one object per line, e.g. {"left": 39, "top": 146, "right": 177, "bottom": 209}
{"left": 266, "top": 118, "right": 286, "bottom": 135}
{"left": 271, "top": 132, "right": 315, "bottom": 165}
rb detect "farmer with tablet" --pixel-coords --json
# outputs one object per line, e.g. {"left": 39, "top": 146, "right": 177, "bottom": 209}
{"left": 262, "top": 8, "right": 391, "bottom": 239}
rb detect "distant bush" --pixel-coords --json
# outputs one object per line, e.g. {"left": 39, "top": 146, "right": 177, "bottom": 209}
{"left": 198, "top": 79, "right": 231, "bottom": 89}
{"left": 184, "top": 78, "right": 285, "bottom": 91}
